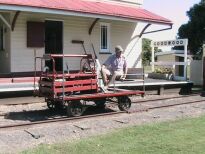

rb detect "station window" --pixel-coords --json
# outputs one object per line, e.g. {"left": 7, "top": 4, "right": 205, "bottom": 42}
{"left": 100, "top": 23, "right": 110, "bottom": 53}
{"left": 0, "top": 24, "right": 5, "bottom": 51}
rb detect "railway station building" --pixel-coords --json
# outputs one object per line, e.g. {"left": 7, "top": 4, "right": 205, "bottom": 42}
{"left": 0, "top": 0, "right": 172, "bottom": 75}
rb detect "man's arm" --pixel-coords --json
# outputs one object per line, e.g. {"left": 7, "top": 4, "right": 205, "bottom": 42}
{"left": 123, "top": 67, "right": 128, "bottom": 79}
{"left": 103, "top": 55, "right": 113, "bottom": 67}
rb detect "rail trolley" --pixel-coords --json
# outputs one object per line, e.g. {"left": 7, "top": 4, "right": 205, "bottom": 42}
{"left": 34, "top": 54, "right": 144, "bottom": 117}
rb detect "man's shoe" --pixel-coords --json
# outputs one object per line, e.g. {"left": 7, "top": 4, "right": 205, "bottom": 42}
{"left": 100, "top": 86, "right": 109, "bottom": 93}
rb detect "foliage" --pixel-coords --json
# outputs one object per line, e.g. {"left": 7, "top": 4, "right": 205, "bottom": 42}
{"left": 178, "top": 0, "right": 205, "bottom": 55}
{"left": 154, "top": 67, "right": 173, "bottom": 74}
{"left": 23, "top": 115, "right": 205, "bottom": 154}
{"left": 142, "top": 38, "right": 152, "bottom": 65}
{"left": 142, "top": 38, "right": 163, "bottom": 65}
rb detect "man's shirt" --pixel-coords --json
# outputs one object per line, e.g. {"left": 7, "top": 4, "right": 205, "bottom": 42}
{"left": 104, "top": 54, "right": 127, "bottom": 72}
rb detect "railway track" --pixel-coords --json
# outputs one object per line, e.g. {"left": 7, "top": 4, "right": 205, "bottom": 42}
{"left": 1, "top": 95, "right": 205, "bottom": 129}
{"left": 0, "top": 111, "right": 127, "bottom": 129}
{"left": 133, "top": 93, "right": 201, "bottom": 104}
{"left": 133, "top": 99, "right": 205, "bottom": 112}
{"left": 0, "top": 93, "right": 201, "bottom": 106}
{"left": 103, "top": 93, "right": 201, "bottom": 105}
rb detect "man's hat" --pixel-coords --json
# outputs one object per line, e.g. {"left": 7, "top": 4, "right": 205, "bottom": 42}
{"left": 115, "top": 45, "right": 123, "bottom": 52}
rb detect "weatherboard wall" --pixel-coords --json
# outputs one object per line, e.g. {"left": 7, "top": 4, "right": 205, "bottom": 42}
{"left": 10, "top": 12, "right": 142, "bottom": 72}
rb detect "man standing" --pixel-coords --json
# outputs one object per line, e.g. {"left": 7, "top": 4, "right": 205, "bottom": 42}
{"left": 101, "top": 45, "right": 127, "bottom": 87}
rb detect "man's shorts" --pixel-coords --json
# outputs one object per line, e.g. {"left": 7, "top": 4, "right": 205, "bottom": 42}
{"left": 104, "top": 68, "right": 123, "bottom": 77}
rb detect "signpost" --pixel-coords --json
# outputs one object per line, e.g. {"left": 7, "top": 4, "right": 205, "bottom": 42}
{"left": 203, "top": 44, "right": 205, "bottom": 90}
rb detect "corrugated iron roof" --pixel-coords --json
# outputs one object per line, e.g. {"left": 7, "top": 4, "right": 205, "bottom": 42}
{"left": 0, "top": 0, "right": 172, "bottom": 24}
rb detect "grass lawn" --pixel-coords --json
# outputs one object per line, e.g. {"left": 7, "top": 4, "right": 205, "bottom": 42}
{"left": 22, "top": 115, "right": 205, "bottom": 154}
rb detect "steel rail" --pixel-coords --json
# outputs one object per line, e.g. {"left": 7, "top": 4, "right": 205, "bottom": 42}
{"left": 132, "top": 93, "right": 201, "bottom": 104}
{"left": 0, "top": 111, "right": 126, "bottom": 129}
{"left": 130, "top": 99, "right": 205, "bottom": 113}
{"left": 0, "top": 93, "right": 201, "bottom": 106}
{"left": 0, "top": 94, "right": 204, "bottom": 129}
{"left": 148, "top": 99, "right": 205, "bottom": 110}
{"left": 107, "top": 93, "right": 201, "bottom": 105}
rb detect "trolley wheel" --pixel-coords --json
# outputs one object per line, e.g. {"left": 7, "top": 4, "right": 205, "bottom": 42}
{"left": 55, "top": 101, "right": 65, "bottom": 110}
{"left": 67, "top": 100, "right": 85, "bottom": 117}
{"left": 118, "top": 96, "right": 131, "bottom": 111}
{"left": 141, "top": 93, "right": 145, "bottom": 98}
{"left": 47, "top": 100, "right": 55, "bottom": 110}
{"left": 94, "top": 99, "right": 106, "bottom": 108}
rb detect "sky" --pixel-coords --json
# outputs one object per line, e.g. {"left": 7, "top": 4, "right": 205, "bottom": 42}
{"left": 142, "top": 0, "right": 201, "bottom": 41}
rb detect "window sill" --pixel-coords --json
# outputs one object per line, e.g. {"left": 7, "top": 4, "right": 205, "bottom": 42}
{"left": 99, "top": 52, "right": 112, "bottom": 54}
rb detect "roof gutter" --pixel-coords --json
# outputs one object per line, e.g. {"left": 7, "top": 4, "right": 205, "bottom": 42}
{"left": 0, "top": 4, "right": 172, "bottom": 26}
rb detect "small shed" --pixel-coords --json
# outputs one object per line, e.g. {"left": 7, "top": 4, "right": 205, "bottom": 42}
{"left": 156, "top": 50, "right": 192, "bottom": 77}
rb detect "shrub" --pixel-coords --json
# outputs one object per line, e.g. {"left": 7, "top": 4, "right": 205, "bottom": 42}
{"left": 154, "top": 67, "right": 173, "bottom": 74}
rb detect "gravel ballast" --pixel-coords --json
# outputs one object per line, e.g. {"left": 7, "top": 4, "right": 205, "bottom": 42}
{"left": 0, "top": 94, "right": 205, "bottom": 154}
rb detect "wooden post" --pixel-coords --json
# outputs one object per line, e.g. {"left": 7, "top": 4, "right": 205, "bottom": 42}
{"left": 34, "top": 49, "right": 37, "bottom": 91}
{"left": 34, "top": 49, "right": 36, "bottom": 72}
{"left": 151, "top": 41, "right": 155, "bottom": 72}
{"left": 157, "top": 85, "right": 164, "bottom": 95}
{"left": 203, "top": 44, "right": 205, "bottom": 90}
{"left": 184, "top": 39, "right": 188, "bottom": 80}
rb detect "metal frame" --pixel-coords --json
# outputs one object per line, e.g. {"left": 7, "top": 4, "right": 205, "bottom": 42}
{"left": 34, "top": 54, "right": 96, "bottom": 96}
{"left": 11, "top": 11, "right": 20, "bottom": 31}
{"left": 89, "top": 18, "right": 100, "bottom": 35}
{"left": 0, "top": 14, "right": 11, "bottom": 30}
{"left": 34, "top": 53, "right": 145, "bottom": 103}
{"left": 151, "top": 39, "right": 189, "bottom": 81}
{"left": 142, "top": 24, "right": 172, "bottom": 35}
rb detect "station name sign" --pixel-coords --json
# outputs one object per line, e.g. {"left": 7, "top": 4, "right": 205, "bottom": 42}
{"left": 152, "top": 39, "right": 188, "bottom": 47}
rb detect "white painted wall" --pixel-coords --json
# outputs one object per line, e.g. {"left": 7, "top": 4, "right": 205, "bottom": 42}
{"left": 190, "top": 60, "right": 203, "bottom": 85}
{"left": 10, "top": 12, "right": 142, "bottom": 72}
{"left": 10, "top": 12, "right": 44, "bottom": 73}
{"left": 91, "top": 19, "right": 142, "bottom": 68}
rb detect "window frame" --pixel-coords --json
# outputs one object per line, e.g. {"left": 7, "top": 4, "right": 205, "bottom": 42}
{"left": 100, "top": 22, "right": 110, "bottom": 53}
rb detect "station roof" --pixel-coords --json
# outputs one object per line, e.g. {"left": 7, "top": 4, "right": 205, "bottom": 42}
{"left": 0, "top": 0, "right": 172, "bottom": 25}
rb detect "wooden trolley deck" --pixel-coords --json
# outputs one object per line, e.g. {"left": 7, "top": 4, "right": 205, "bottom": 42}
{"left": 57, "top": 89, "right": 144, "bottom": 101}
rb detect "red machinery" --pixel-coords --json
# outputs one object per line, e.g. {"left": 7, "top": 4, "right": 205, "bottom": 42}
{"left": 34, "top": 54, "right": 144, "bottom": 116}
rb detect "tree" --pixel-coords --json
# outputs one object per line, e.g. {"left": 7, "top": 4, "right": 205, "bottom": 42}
{"left": 142, "top": 38, "right": 162, "bottom": 65}
{"left": 178, "top": 0, "right": 205, "bottom": 55}
{"left": 142, "top": 38, "right": 151, "bottom": 65}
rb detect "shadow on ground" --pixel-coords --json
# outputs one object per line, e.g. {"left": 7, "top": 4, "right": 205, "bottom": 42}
{"left": 4, "top": 105, "right": 115, "bottom": 122}
{"left": 0, "top": 91, "right": 33, "bottom": 99}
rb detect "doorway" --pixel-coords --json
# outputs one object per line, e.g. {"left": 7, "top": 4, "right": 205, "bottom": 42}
{"left": 45, "top": 20, "right": 63, "bottom": 71}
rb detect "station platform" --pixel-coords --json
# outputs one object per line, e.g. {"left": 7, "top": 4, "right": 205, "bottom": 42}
{"left": 0, "top": 77, "right": 193, "bottom": 95}
{"left": 0, "top": 77, "right": 38, "bottom": 92}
